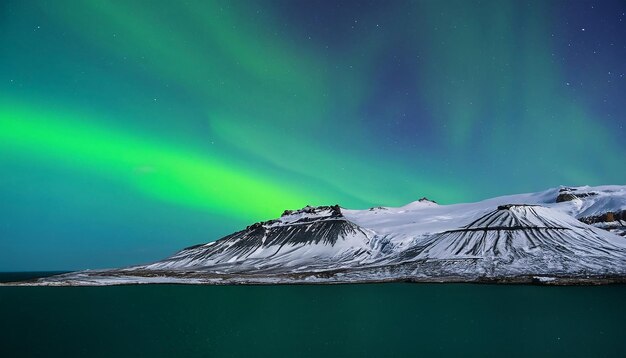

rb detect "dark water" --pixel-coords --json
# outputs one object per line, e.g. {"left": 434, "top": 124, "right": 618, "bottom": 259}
{"left": 1, "top": 273, "right": 625, "bottom": 357}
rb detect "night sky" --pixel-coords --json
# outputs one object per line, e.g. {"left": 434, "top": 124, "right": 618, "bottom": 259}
{"left": 1, "top": 0, "right": 624, "bottom": 271}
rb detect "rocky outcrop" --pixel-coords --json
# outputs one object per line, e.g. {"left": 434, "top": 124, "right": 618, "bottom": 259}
{"left": 580, "top": 210, "right": 626, "bottom": 237}
{"left": 556, "top": 188, "right": 598, "bottom": 203}
{"left": 579, "top": 210, "right": 626, "bottom": 225}
{"left": 281, "top": 204, "right": 342, "bottom": 217}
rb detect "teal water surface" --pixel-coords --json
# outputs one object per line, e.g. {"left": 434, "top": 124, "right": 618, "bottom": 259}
{"left": 1, "top": 273, "right": 625, "bottom": 357}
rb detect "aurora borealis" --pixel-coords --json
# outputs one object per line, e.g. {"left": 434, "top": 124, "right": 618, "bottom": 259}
{"left": 1, "top": 1, "right": 624, "bottom": 270}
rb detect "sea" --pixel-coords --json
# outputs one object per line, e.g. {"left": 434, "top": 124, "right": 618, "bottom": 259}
{"left": 1, "top": 272, "right": 625, "bottom": 357}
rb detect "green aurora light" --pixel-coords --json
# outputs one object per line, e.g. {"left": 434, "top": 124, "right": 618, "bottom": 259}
{"left": 1, "top": 0, "right": 624, "bottom": 270}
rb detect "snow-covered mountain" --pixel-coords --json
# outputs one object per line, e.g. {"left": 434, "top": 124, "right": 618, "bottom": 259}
{"left": 144, "top": 205, "right": 375, "bottom": 273}
{"left": 380, "top": 204, "right": 626, "bottom": 276}
{"left": 12, "top": 185, "right": 626, "bottom": 286}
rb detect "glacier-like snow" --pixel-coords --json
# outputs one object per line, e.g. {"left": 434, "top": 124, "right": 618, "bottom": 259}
{"left": 7, "top": 185, "right": 626, "bottom": 286}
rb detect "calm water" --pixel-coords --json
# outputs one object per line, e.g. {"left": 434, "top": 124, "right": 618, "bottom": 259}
{"left": 1, "top": 273, "right": 625, "bottom": 357}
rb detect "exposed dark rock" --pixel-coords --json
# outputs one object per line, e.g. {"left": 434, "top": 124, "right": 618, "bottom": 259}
{"left": 556, "top": 193, "right": 578, "bottom": 202}
{"left": 497, "top": 204, "right": 539, "bottom": 210}
{"left": 282, "top": 204, "right": 342, "bottom": 217}
{"left": 579, "top": 210, "right": 626, "bottom": 237}
{"left": 418, "top": 197, "right": 437, "bottom": 204}
{"left": 556, "top": 191, "right": 597, "bottom": 203}
{"left": 579, "top": 210, "right": 625, "bottom": 225}
{"left": 558, "top": 187, "right": 577, "bottom": 193}
{"left": 245, "top": 219, "right": 279, "bottom": 231}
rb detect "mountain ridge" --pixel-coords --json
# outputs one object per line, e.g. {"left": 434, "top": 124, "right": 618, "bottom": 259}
{"left": 6, "top": 184, "right": 626, "bottom": 286}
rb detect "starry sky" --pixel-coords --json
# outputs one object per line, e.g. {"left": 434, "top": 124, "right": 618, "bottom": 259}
{"left": 1, "top": 0, "right": 624, "bottom": 271}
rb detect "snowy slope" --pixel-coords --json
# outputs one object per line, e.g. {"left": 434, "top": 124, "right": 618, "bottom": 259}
{"left": 343, "top": 185, "right": 626, "bottom": 243}
{"left": 141, "top": 205, "right": 374, "bottom": 273}
{"left": 383, "top": 204, "right": 626, "bottom": 276}
{"left": 10, "top": 185, "right": 626, "bottom": 286}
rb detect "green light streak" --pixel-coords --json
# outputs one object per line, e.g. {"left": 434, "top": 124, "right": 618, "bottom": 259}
{"left": 0, "top": 100, "right": 334, "bottom": 220}
{"left": 41, "top": 0, "right": 328, "bottom": 124}
{"left": 209, "top": 113, "right": 467, "bottom": 205}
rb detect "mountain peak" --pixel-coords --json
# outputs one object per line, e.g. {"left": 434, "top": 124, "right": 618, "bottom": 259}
{"left": 400, "top": 197, "right": 438, "bottom": 210}
{"left": 281, "top": 204, "right": 342, "bottom": 218}
{"left": 496, "top": 204, "right": 539, "bottom": 210}
{"left": 556, "top": 187, "right": 598, "bottom": 203}
{"left": 15, "top": 184, "right": 626, "bottom": 286}
{"left": 419, "top": 197, "right": 437, "bottom": 203}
